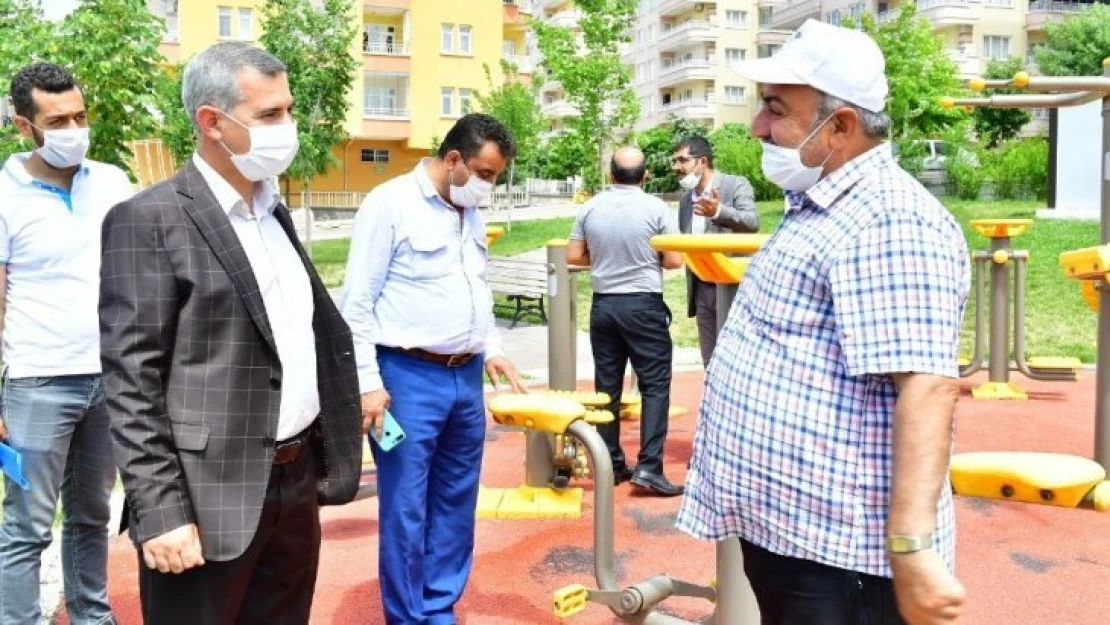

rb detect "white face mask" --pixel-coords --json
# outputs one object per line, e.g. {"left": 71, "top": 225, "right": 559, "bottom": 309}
{"left": 761, "top": 116, "right": 835, "bottom": 192}
{"left": 678, "top": 168, "right": 701, "bottom": 191}
{"left": 448, "top": 162, "right": 493, "bottom": 208}
{"left": 31, "top": 125, "right": 89, "bottom": 169}
{"left": 219, "top": 111, "right": 299, "bottom": 182}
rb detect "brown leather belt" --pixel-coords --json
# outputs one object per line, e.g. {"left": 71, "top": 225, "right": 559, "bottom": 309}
{"left": 383, "top": 346, "right": 478, "bottom": 368}
{"left": 273, "top": 427, "right": 313, "bottom": 466}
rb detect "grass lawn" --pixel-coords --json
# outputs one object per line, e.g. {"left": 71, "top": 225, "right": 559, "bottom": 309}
{"left": 311, "top": 199, "right": 1100, "bottom": 360}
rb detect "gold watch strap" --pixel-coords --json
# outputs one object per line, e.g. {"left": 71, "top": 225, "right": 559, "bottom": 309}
{"left": 886, "top": 534, "right": 934, "bottom": 554}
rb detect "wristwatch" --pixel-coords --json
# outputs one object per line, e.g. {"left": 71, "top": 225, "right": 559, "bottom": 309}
{"left": 886, "top": 534, "right": 934, "bottom": 554}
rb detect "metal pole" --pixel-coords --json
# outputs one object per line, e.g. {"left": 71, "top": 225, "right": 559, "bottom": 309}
{"left": 1096, "top": 58, "right": 1110, "bottom": 468}
{"left": 529, "top": 240, "right": 577, "bottom": 488}
{"left": 988, "top": 237, "right": 1011, "bottom": 385}
{"left": 711, "top": 279, "right": 760, "bottom": 625}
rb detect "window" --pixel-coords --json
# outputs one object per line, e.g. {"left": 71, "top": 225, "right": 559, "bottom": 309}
{"left": 441, "top": 87, "right": 454, "bottom": 116}
{"left": 826, "top": 10, "right": 840, "bottom": 26}
{"left": 725, "top": 48, "right": 745, "bottom": 64}
{"left": 238, "top": 8, "right": 252, "bottom": 39}
{"left": 849, "top": 2, "right": 864, "bottom": 21}
{"left": 365, "top": 24, "right": 398, "bottom": 54}
{"left": 982, "top": 35, "right": 1010, "bottom": 61}
{"left": 726, "top": 10, "right": 746, "bottom": 27}
{"left": 217, "top": 6, "right": 231, "bottom": 38}
{"left": 459, "top": 88, "right": 472, "bottom": 113}
{"left": 459, "top": 25, "right": 472, "bottom": 55}
{"left": 360, "top": 149, "right": 391, "bottom": 163}
{"left": 441, "top": 24, "right": 454, "bottom": 53}
{"left": 725, "top": 86, "right": 746, "bottom": 104}
{"left": 364, "top": 72, "right": 409, "bottom": 118}
{"left": 759, "top": 7, "right": 772, "bottom": 27}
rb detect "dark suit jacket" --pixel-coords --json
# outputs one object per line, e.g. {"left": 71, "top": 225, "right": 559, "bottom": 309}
{"left": 678, "top": 172, "right": 760, "bottom": 317}
{"left": 99, "top": 160, "right": 363, "bottom": 562}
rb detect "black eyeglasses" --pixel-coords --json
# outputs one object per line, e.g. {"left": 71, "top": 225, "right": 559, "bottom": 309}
{"left": 670, "top": 155, "right": 703, "bottom": 165}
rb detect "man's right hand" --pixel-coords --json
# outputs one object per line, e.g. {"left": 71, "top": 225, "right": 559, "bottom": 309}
{"left": 361, "top": 389, "right": 391, "bottom": 439}
{"left": 141, "top": 523, "right": 205, "bottom": 574}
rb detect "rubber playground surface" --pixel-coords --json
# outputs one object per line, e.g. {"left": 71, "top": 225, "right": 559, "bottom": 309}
{"left": 75, "top": 370, "right": 1109, "bottom": 624}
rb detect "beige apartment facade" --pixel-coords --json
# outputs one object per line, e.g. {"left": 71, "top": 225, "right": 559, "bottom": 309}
{"left": 626, "top": 0, "right": 763, "bottom": 132}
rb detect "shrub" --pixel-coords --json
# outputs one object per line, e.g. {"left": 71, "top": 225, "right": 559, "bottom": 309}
{"left": 987, "top": 138, "right": 1049, "bottom": 200}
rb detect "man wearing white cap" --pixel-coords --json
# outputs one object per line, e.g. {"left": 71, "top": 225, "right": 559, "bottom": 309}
{"left": 676, "top": 20, "right": 970, "bottom": 625}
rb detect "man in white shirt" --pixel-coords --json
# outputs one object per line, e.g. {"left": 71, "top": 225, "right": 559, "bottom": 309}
{"left": 0, "top": 62, "right": 131, "bottom": 625}
{"left": 340, "top": 113, "right": 526, "bottom": 624}
{"left": 98, "top": 42, "right": 363, "bottom": 624}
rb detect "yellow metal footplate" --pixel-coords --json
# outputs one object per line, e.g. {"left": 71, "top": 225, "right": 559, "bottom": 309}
{"left": 619, "top": 403, "right": 690, "bottom": 420}
{"left": 476, "top": 485, "right": 584, "bottom": 520}
{"left": 951, "top": 451, "right": 1108, "bottom": 509}
{"left": 971, "top": 381, "right": 1028, "bottom": 400}
{"left": 553, "top": 584, "right": 589, "bottom": 618}
{"left": 1027, "top": 356, "right": 1082, "bottom": 379}
{"left": 537, "top": 389, "right": 611, "bottom": 408}
{"left": 487, "top": 394, "right": 585, "bottom": 434}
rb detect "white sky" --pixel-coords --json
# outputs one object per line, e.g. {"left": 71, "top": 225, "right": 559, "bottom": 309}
{"left": 42, "top": 0, "right": 79, "bottom": 21}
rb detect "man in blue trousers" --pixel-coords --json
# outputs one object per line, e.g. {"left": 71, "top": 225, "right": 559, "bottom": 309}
{"left": 340, "top": 113, "right": 526, "bottom": 624}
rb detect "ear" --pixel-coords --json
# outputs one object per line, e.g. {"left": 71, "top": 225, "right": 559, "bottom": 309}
{"left": 194, "top": 105, "right": 224, "bottom": 143}
{"left": 12, "top": 116, "right": 36, "bottom": 142}
{"left": 827, "top": 108, "right": 858, "bottom": 152}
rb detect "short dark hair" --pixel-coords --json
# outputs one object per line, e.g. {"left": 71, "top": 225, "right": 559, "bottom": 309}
{"left": 610, "top": 156, "right": 646, "bottom": 185}
{"left": 10, "top": 63, "right": 81, "bottom": 121}
{"left": 674, "top": 135, "right": 714, "bottom": 168}
{"left": 437, "top": 113, "right": 516, "bottom": 161}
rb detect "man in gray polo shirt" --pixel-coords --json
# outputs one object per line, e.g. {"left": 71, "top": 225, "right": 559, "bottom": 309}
{"left": 567, "top": 147, "right": 685, "bottom": 497}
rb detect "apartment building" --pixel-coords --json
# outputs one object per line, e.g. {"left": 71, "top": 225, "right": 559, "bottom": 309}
{"left": 535, "top": 0, "right": 582, "bottom": 134}
{"left": 625, "top": 0, "right": 762, "bottom": 132}
{"left": 141, "top": 1, "right": 531, "bottom": 193}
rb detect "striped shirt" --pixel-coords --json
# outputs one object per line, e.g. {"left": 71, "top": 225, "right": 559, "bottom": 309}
{"left": 676, "top": 144, "right": 970, "bottom": 577}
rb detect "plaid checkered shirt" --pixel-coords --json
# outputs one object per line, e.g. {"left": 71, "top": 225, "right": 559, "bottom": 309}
{"left": 676, "top": 144, "right": 970, "bottom": 577}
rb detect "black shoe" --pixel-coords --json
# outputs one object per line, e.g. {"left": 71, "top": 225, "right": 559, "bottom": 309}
{"left": 613, "top": 466, "right": 634, "bottom": 486}
{"left": 631, "top": 470, "right": 684, "bottom": 497}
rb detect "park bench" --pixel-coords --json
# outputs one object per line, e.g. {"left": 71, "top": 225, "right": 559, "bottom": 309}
{"left": 487, "top": 256, "right": 548, "bottom": 328}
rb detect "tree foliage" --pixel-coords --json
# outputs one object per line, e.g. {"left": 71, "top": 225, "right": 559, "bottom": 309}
{"left": 848, "top": 6, "right": 962, "bottom": 140}
{"left": 259, "top": 0, "right": 358, "bottom": 184}
{"left": 973, "top": 57, "right": 1033, "bottom": 148}
{"left": 470, "top": 61, "right": 544, "bottom": 180}
{"left": 1035, "top": 4, "right": 1110, "bottom": 77}
{"left": 532, "top": 0, "right": 638, "bottom": 193}
{"left": 709, "top": 123, "right": 781, "bottom": 202}
{"left": 636, "top": 117, "right": 708, "bottom": 193}
{"left": 1, "top": 0, "right": 167, "bottom": 175}
{"left": 153, "top": 61, "right": 194, "bottom": 167}
{"left": 535, "top": 130, "right": 592, "bottom": 181}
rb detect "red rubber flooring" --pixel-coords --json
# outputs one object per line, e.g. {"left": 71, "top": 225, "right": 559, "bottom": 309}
{"left": 71, "top": 370, "right": 1110, "bottom": 624}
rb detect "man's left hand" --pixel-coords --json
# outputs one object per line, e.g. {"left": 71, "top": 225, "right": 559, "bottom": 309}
{"left": 890, "top": 549, "right": 965, "bottom": 624}
{"left": 485, "top": 356, "right": 527, "bottom": 393}
{"left": 693, "top": 189, "right": 720, "bottom": 219}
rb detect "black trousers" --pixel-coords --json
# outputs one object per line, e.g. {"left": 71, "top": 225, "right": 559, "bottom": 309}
{"left": 589, "top": 292, "right": 673, "bottom": 475}
{"left": 138, "top": 443, "right": 322, "bottom": 625}
{"left": 741, "top": 540, "right": 905, "bottom": 625}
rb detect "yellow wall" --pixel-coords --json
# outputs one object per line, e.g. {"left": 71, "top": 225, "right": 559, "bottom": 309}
{"left": 175, "top": 0, "right": 266, "bottom": 60}
{"left": 286, "top": 140, "right": 425, "bottom": 194}
{"left": 407, "top": 2, "right": 506, "bottom": 150}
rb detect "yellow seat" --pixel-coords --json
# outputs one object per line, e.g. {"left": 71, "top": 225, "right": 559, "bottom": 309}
{"left": 1027, "top": 356, "right": 1082, "bottom": 373}
{"left": 583, "top": 409, "right": 615, "bottom": 425}
{"left": 537, "top": 389, "right": 610, "bottom": 408}
{"left": 485, "top": 225, "right": 505, "bottom": 248}
{"left": 487, "top": 394, "right": 585, "bottom": 434}
{"left": 950, "top": 452, "right": 1106, "bottom": 508}
{"left": 1060, "top": 244, "right": 1110, "bottom": 280}
{"left": 969, "top": 219, "right": 1032, "bottom": 239}
{"left": 650, "top": 234, "right": 770, "bottom": 285}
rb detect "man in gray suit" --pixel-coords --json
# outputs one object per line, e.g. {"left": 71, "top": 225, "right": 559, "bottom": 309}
{"left": 99, "top": 42, "right": 362, "bottom": 624}
{"left": 672, "top": 135, "right": 760, "bottom": 366}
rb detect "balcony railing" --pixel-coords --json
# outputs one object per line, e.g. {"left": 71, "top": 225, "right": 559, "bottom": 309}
{"left": 502, "top": 54, "right": 534, "bottom": 73}
{"left": 1028, "top": 0, "right": 1088, "bottom": 12}
{"left": 660, "top": 20, "right": 717, "bottom": 41}
{"left": 503, "top": 0, "right": 535, "bottom": 13}
{"left": 660, "top": 57, "right": 713, "bottom": 76}
{"left": 362, "top": 106, "right": 409, "bottom": 119}
{"left": 660, "top": 96, "right": 717, "bottom": 114}
{"left": 364, "top": 40, "right": 410, "bottom": 56}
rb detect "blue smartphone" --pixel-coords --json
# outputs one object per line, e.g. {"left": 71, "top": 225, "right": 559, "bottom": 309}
{"left": 373, "top": 409, "right": 406, "bottom": 452}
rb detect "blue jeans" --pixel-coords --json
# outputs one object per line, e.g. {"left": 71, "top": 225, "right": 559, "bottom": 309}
{"left": 0, "top": 374, "right": 116, "bottom": 625}
{"left": 374, "top": 348, "right": 486, "bottom": 625}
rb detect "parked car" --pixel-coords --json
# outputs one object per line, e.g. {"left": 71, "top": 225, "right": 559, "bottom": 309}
{"left": 892, "top": 139, "right": 979, "bottom": 170}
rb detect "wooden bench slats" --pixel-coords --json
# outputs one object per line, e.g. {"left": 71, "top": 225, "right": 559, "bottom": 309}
{"left": 487, "top": 256, "right": 548, "bottom": 327}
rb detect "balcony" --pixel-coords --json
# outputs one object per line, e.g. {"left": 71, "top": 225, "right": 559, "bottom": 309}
{"left": 548, "top": 9, "right": 580, "bottom": 28}
{"left": 1026, "top": 1, "right": 1089, "bottom": 32}
{"left": 542, "top": 99, "right": 578, "bottom": 118}
{"left": 660, "top": 95, "right": 717, "bottom": 119}
{"left": 658, "top": 21, "right": 718, "bottom": 52}
{"left": 362, "top": 40, "right": 410, "bottom": 73}
{"left": 542, "top": 0, "right": 570, "bottom": 8}
{"left": 915, "top": 0, "right": 979, "bottom": 27}
{"left": 503, "top": 0, "right": 534, "bottom": 13}
{"left": 503, "top": 54, "right": 534, "bottom": 74}
{"left": 363, "top": 40, "right": 409, "bottom": 56}
{"left": 756, "top": 27, "right": 792, "bottom": 47}
{"left": 947, "top": 50, "right": 982, "bottom": 79}
{"left": 658, "top": 0, "right": 716, "bottom": 17}
{"left": 768, "top": 0, "right": 820, "bottom": 30}
{"left": 658, "top": 58, "right": 716, "bottom": 88}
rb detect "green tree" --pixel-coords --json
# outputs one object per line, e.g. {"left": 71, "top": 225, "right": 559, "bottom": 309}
{"left": 636, "top": 117, "right": 709, "bottom": 193}
{"left": 470, "top": 61, "right": 544, "bottom": 182}
{"left": 973, "top": 57, "right": 1033, "bottom": 147}
{"left": 260, "top": 0, "right": 358, "bottom": 183}
{"left": 260, "top": 0, "right": 357, "bottom": 255}
{"left": 0, "top": 0, "right": 52, "bottom": 161}
{"left": 55, "top": 0, "right": 170, "bottom": 174}
{"left": 536, "top": 130, "right": 592, "bottom": 181}
{"left": 1036, "top": 4, "right": 1110, "bottom": 77}
{"left": 848, "top": 6, "right": 962, "bottom": 140}
{"left": 153, "top": 61, "right": 194, "bottom": 167}
{"left": 533, "top": 0, "right": 639, "bottom": 193}
{"left": 709, "top": 123, "right": 780, "bottom": 202}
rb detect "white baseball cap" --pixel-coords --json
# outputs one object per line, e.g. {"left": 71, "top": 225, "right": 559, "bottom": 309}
{"left": 733, "top": 19, "right": 888, "bottom": 113}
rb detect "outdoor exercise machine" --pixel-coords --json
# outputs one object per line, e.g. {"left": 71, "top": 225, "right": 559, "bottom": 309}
{"left": 942, "top": 61, "right": 1110, "bottom": 511}
{"left": 958, "top": 219, "right": 1081, "bottom": 399}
